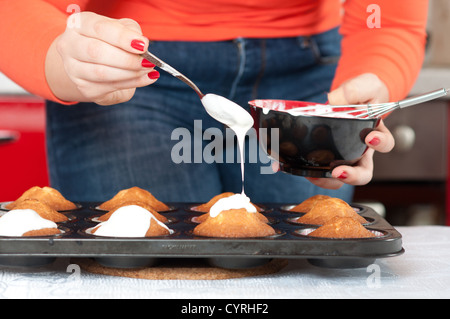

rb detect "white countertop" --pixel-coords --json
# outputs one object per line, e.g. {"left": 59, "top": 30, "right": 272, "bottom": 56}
{"left": 0, "top": 225, "right": 448, "bottom": 299}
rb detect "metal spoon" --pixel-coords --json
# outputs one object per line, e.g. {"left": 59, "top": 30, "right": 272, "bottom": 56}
{"left": 141, "top": 51, "right": 254, "bottom": 133}
{"left": 141, "top": 51, "right": 204, "bottom": 99}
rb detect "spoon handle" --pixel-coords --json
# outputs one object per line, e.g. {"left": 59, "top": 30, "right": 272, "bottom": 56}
{"left": 141, "top": 51, "right": 204, "bottom": 98}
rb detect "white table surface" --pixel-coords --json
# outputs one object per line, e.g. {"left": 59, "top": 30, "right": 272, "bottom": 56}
{"left": 0, "top": 226, "right": 448, "bottom": 299}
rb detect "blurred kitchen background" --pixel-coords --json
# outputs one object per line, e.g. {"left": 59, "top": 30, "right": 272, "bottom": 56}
{"left": 1, "top": 1, "right": 450, "bottom": 226}
{"left": 354, "top": 0, "right": 450, "bottom": 226}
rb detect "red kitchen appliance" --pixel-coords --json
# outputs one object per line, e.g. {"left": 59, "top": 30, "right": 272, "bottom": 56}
{"left": 0, "top": 96, "right": 49, "bottom": 202}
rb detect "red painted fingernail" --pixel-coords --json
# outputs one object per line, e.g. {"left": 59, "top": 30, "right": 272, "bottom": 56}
{"left": 338, "top": 171, "right": 348, "bottom": 179}
{"left": 148, "top": 70, "right": 160, "bottom": 79}
{"left": 131, "top": 39, "right": 145, "bottom": 51}
{"left": 369, "top": 137, "right": 380, "bottom": 146}
{"left": 141, "top": 59, "right": 155, "bottom": 68}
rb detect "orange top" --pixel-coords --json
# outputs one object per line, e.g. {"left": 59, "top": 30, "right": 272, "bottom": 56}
{"left": 0, "top": 0, "right": 428, "bottom": 103}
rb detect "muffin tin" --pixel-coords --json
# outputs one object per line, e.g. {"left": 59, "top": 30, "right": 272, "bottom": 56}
{"left": 0, "top": 202, "right": 404, "bottom": 269}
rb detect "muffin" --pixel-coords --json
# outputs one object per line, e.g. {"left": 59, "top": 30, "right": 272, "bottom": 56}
{"left": 0, "top": 209, "right": 60, "bottom": 237}
{"left": 99, "top": 187, "right": 169, "bottom": 211}
{"left": 289, "top": 195, "right": 331, "bottom": 213}
{"left": 193, "top": 208, "right": 276, "bottom": 238}
{"left": 97, "top": 200, "right": 168, "bottom": 224}
{"left": 308, "top": 217, "right": 376, "bottom": 239}
{"left": 195, "top": 208, "right": 268, "bottom": 224}
{"left": 294, "top": 197, "right": 367, "bottom": 225}
{"left": 11, "top": 199, "right": 69, "bottom": 223}
{"left": 90, "top": 205, "right": 173, "bottom": 237}
{"left": 194, "top": 192, "right": 269, "bottom": 225}
{"left": 193, "top": 192, "right": 262, "bottom": 213}
{"left": 193, "top": 192, "right": 235, "bottom": 212}
{"left": 6, "top": 186, "right": 77, "bottom": 211}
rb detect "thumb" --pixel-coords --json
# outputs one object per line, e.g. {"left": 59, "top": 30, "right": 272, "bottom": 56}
{"left": 328, "top": 76, "right": 362, "bottom": 105}
{"left": 328, "top": 73, "right": 390, "bottom": 105}
{"left": 327, "top": 85, "right": 349, "bottom": 105}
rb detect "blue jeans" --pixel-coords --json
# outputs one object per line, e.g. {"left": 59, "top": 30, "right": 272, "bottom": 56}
{"left": 46, "top": 27, "right": 354, "bottom": 203}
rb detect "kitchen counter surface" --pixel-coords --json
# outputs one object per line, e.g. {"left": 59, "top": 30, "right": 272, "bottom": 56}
{"left": 2, "top": 66, "right": 450, "bottom": 97}
{"left": 0, "top": 225, "right": 448, "bottom": 299}
{"left": 410, "top": 67, "right": 450, "bottom": 98}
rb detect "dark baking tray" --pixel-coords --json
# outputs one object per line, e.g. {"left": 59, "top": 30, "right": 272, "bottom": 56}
{"left": 0, "top": 202, "right": 404, "bottom": 269}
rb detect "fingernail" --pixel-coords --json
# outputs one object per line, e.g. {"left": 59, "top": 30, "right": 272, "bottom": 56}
{"left": 141, "top": 59, "right": 155, "bottom": 68}
{"left": 148, "top": 70, "right": 160, "bottom": 79}
{"left": 131, "top": 39, "right": 145, "bottom": 51}
{"left": 271, "top": 161, "right": 280, "bottom": 172}
{"left": 338, "top": 171, "right": 348, "bottom": 179}
{"left": 369, "top": 137, "right": 380, "bottom": 146}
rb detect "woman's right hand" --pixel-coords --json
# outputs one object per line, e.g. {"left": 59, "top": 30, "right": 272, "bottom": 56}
{"left": 45, "top": 12, "right": 159, "bottom": 105}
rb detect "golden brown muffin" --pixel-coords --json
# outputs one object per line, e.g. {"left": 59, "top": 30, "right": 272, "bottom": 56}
{"left": 289, "top": 195, "right": 331, "bottom": 213}
{"left": 23, "top": 228, "right": 62, "bottom": 237}
{"left": 145, "top": 219, "right": 171, "bottom": 237}
{"left": 99, "top": 187, "right": 169, "bottom": 211}
{"left": 193, "top": 208, "right": 276, "bottom": 238}
{"left": 195, "top": 210, "right": 269, "bottom": 224}
{"left": 308, "top": 217, "right": 376, "bottom": 239}
{"left": 294, "top": 197, "right": 367, "bottom": 225}
{"left": 193, "top": 192, "right": 263, "bottom": 212}
{"left": 6, "top": 186, "right": 77, "bottom": 211}
{"left": 97, "top": 200, "right": 168, "bottom": 223}
{"left": 11, "top": 199, "right": 69, "bottom": 223}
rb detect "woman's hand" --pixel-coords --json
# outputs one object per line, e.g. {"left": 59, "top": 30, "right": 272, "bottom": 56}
{"left": 45, "top": 12, "right": 158, "bottom": 105}
{"left": 306, "top": 73, "right": 395, "bottom": 189}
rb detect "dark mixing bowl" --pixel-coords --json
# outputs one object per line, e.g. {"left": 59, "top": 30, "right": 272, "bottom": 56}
{"left": 249, "top": 99, "right": 380, "bottom": 178}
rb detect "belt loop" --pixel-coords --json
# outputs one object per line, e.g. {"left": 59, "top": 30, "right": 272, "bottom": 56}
{"left": 230, "top": 37, "right": 246, "bottom": 99}
{"left": 298, "top": 35, "right": 321, "bottom": 62}
{"left": 251, "top": 39, "right": 266, "bottom": 99}
{"left": 300, "top": 36, "right": 312, "bottom": 49}
{"left": 309, "top": 37, "right": 321, "bottom": 63}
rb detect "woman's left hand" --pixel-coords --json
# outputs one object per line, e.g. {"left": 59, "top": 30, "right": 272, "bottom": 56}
{"left": 306, "top": 73, "right": 395, "bottom": 189}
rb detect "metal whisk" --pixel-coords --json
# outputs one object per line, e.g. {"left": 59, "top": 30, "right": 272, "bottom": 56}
{"left": 301, "top": 88, "right": 449, "bottom": 119}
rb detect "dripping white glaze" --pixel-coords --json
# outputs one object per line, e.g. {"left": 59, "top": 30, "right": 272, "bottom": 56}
{"left": 201, "top": 94, "right": 257, "bottom": 217}
{"left": 209, "top": 193, "right": 257, "bottom": 218}
{"left": 201, "top": 93, "right": 254, "bottom": 194}
{"left": 0, "top": 209, "right": 58, "bottom": 236}
{"left": 91, "top": 205, "right": 173, "bottom": 237}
